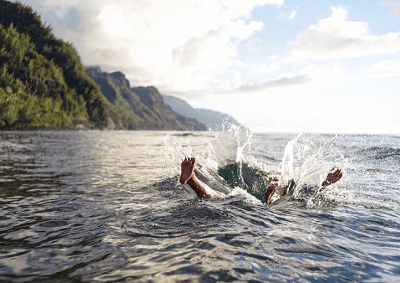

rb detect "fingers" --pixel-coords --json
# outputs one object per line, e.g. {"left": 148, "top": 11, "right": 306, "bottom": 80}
{"left": 328, "top": 169, "right": 343, "bottom": 183}
{"left": 332, "top": 169, "right": 342, "bottom": 176}
{"left": 334, "top": 170, "right": 342, "bottom": 178}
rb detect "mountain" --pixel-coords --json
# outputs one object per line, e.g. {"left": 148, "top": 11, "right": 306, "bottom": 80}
{"left": 0, "top": 0, "right": 205, "bottom": 131}
{"left": 0, "top": 0, "right": 108, "bottom": 129}
{"left": 87, "top": 67, "right": 206, "bottom": 130}
{"left": 163, "top": 95, "right": 242, "bottom": 130}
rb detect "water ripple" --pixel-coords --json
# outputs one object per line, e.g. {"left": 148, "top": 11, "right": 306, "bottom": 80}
{"left": 1, "top": 131, "right": 399, "bottom": 282}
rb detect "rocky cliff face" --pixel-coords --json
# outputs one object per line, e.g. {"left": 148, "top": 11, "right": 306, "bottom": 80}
{"left": 88, "top": 67, "right": 206, "bottom": 131}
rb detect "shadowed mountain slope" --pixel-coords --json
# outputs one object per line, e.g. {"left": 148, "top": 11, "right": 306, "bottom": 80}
{"left": 88, "top": 67, "right": 206, "bottom": 130}
{"left": 163, "top": 95, "right": 241, "bottom": 131}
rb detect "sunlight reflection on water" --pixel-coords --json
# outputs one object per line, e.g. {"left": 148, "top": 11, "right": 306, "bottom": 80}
{"left": 0, "top": 131, "right": 399, "bottom": 282}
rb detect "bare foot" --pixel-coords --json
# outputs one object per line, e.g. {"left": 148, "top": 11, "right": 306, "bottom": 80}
{"left": 322, "top": 169, "right": 343, "bottom": 187}
{"left": 180, "top": 157, "right": 196, "bottom": 184}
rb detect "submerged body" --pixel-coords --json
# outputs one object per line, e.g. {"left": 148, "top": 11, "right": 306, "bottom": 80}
{"left": 180, "top": 157, "right": 343, "bottom": 204}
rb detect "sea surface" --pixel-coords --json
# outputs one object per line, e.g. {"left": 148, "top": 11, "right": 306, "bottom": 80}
{"left": 0, "top": 130, "right": 399, "bottom": 282}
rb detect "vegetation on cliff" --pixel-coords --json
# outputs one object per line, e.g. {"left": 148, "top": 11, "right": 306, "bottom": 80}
{"left": 87, "top": 67, "right": 206, "bottom": 130}
{"left": 0, "top": 0, "right": 108, "bottom": 129}
{"left": 0, "top": 0, "right": 207, "bottom": 131}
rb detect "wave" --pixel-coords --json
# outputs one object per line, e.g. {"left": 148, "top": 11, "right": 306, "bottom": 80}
{"left": 358, "top": 146, "right": 400, "bottom": 160}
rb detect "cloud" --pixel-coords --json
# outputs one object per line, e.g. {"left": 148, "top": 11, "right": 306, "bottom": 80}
{"left": 370, "top": 59, "right": 400, "bottom": 73}
{"left": 288, "top": 9, "right": 297, "bottom": 20}
{"left": 239, "top": 74, "right": 310, "bottom": 92}
{"left": 233, "top": 60, "right": 280, "bottom": 74}
{"left": 358, "top": 59, "right": 400, "bottom": 80}
{"left": 302, "top": 62, "right": 347, "bottom": 84}
{"left": 286, "top": 6, "right": 400, "bottom": 62}
{"left": 237, "top": 61, "right": 346, "bottom": 93}
{"left": 16, "top": 0, "right": 283, "bottom": 93}
{"left": 377, "top": 1, "right": 400, "bottom": 18}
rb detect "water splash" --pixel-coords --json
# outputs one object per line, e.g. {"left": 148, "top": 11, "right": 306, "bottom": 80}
{"left": 218, "top": 126, "right": 253, "bottom": 190}
{"left": 228, "top": 187, "right": 263, "bottom": 206}
{"left": 161, "top": 134, "right": 189, "bottom": 176}
{"left": 278, "top": 133, "right": 301, "bottom": 187}
{"left": 162, "top": 127, "right": 352, "bottom": 207}
{"left": 274, "top": 134, "right": 349, "bottom": 206}
{"left": 162, "top": 125, "right": 254, "bottom": 174}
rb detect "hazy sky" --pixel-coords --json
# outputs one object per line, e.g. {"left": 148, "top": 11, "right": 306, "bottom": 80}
{"left": 15, "top": 0, "right": 400, "bottom": 134}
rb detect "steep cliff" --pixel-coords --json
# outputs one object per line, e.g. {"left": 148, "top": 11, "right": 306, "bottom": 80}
{"left": 88, "top": 67, "right": 206, "bottom": 130}
{"left": 0, "top": 0, "right": 206, "bottom": 131}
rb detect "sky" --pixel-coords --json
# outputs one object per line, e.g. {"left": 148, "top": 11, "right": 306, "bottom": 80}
{"left": 14, "top": 0, "right": 400, "bottom": 134}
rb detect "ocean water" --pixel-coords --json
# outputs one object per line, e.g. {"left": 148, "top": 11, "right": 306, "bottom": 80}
{"left": 0, "top": 130, "right": 399, "bottom": 282}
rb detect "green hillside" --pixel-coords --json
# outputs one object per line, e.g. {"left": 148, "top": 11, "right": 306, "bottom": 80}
{"left": 0, "top": 0, "right": 110, "bottom": 129}
{"left": 0, "top": 0, "right": 208, "bottom": 131}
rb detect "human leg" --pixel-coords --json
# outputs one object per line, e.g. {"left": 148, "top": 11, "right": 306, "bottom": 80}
{"left": 180, "top": 158, "right": 223, "bottom": 199}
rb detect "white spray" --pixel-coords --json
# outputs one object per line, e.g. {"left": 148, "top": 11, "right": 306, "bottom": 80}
{"left": 278, "top": 133, "right": 301, "bottom": 187}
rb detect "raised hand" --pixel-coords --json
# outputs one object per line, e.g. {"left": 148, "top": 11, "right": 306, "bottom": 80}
{"left": 322, "top": 169, "right": 343, "bottom": 187}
